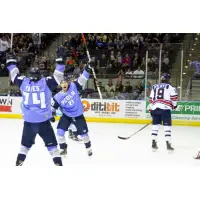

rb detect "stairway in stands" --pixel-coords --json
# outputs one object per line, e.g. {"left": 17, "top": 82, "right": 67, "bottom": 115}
{"left": 42, "top": 33, "right": 75, "bottom": 58}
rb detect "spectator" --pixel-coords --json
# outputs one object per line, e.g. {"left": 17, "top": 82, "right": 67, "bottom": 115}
{"left": 124, "top": 81, "right": 133, "bottom": 93}
{"left": 134, "top": 80, "right": 143, "bottom": 94}
{"left": 133, "top": 66, "right": 145, "bottom": 79}
{"left": 109, "top": 51, "right": 116, "bottom": 68}
{"left": 125, "top": 68, "right": 133, "bottom": 79}
{"left": 116, "top": 51, "right": 122, "bottom": 67}
{"left": 115, "top": 81, "right": 124, "bottom": 93}
{"left": 163, "top": 54, "right": 169, "bottom": 65}
{"left": 97, "top": 53, "right": 108, "bottom": 77}
{"left": 142, "top": 80, "right": 152, "bottom": 97}
{"left": 105, "top": 79, "right": 115, "bottom": 98}
{"left": 97, "top": 81, "right": 105, "bottom": 92}
{"left": 132, "top": 53, "right": 142, "bottom": 69}
{"left": 122, "top": 53, "right": 131, "bottom": 69}
{"left": 162, "top": 54, "right": 170, "bottom": 73}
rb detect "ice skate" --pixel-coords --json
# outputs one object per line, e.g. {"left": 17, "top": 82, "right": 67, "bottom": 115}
{"left": 166, "top": 141, "right": 174, "bottom": 151}
{"left": 60, "top": 148, "right": 67, "bottom": 157}
{"left": 87, "top": 149, "right": 93, "bottom": 157}
{"left": 72, "top": 134, "right": 82, "bottom": 142}
{"left": 152, "top": 140, "right": 158, "bottom": 151}
{"left": 68, "top": 130, "right": 73, "bottom": 140}
{"left": 194, "top": 151, "right": 200, "bottom": 159}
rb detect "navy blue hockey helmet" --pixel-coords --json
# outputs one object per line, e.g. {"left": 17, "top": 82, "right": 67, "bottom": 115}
{"left": 161, "top": 73, "right": 171, "bottom": 81}
{"left": 29, "top": 67, "right": 41, "bottom": 81}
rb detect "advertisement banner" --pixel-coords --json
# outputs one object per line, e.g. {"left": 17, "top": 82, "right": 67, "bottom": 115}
{"left": 82, "top": 99, "right": 122, "bottom": 118}
{"left": 146, "top": 101, "right": 200, "bottom": 115}
{"left": 146, "top": 101, "right": 200, "bottom": 121}
{"left": 82, "top": 99, "right": 145, "bottom": 119}
{"left": 0, "top": 97, "right": 21, "bottom": 113}
{"left": 124, "top": 100, "right": 145, "bottom": 118}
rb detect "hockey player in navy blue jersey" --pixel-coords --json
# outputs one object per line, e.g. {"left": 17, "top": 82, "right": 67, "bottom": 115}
{"left": 149, "top": 73, "right": 178, "bottom": 151}
{"left": 6, "top": 52, "right": 66, "bottom": 166}
{"left": 51, "top": 64, "right": 92, "bottom": 157}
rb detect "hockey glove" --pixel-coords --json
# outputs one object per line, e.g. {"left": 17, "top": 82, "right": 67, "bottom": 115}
{"left": 149, "top": 109, "right": 153, "bottom": 117}
{"left": 6, "top": 52, "right": 17, "bottom": 67}
{"left": 173, "top": 105, "right": 177, "bottom": 110}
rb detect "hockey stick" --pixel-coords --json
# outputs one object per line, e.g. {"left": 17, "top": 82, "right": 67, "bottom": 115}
{"left": 118, "top": 121, "right": 152, "bottom": 140}
{"left": 81, "top": 33, "right": 103, "bottom": 99}
{"left": 7, "top": 33, "right": 13, "bottom": 105}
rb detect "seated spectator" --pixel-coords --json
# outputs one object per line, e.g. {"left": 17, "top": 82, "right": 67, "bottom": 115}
{"left": 122, "top": 53, "right": 131, "bottom": 69}
{"left": 116, "top": 51, "right": 122, "bottom": 68}
{"left": 137, "top": 91, "right": 145, "bottom": 100}
{"left": 162, "top": 54, "right": 170, "bottom": 73}
{"left": 109, "top": 51, "right": 116, "bottom": 68}
{"left": 124, "top": 81, "right": 133, "bottom": 93}
{"left": 115, "top": 81, "right": 124, "bottom": 93}
{"left": 94, "top": 81, "right": 104, "bottom": 93}
{"left": 132, "top": 53, "right": 142, "bottom": 69}
{"left": 97, "top": 53, "right": 108, "bottom": 77}
{"left": 125, "top": 68, "right": 133, "bottom": 79}
{"left": 134, "top": 80, "right": 143, "bottom": 94}
{"left": 133, "top": 66, "right": 145, "bottom": 79}
{"left": 147, "top": 81, "right": 152, "bottom": 91}
{"left": 105, "top": 79, "right": 115, "bottom": 98}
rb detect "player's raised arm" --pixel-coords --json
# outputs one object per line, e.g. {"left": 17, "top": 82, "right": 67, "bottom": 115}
{"left": 6, "top": 52, "right": 25, "bottom": 88}
{"left": 46, "top": 55, "right": 66, "bottom": 91}
{"left": 74, "top": 64, "right": 91, "bottom": 92}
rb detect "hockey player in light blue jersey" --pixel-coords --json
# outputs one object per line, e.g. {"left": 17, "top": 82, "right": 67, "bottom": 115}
{"left": 6, "top": 52, "right": 66, "bottom": 166}
{"left": 51, "top": 64, "right": 92, "bottom": 156}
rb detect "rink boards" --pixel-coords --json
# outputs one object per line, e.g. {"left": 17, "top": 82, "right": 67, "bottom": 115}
{"left": 0, "top": 96, "right": 200, "bottom": 126}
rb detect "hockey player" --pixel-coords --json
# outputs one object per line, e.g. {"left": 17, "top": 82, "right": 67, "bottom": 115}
{"left": 149, "top": 73, "right": 178, "bottom": 151}
{"left": 6, "top": 52, "right": 65, "bottom": 166}
{"left": 51, "top": 64, "right": 92, "bottom": 156}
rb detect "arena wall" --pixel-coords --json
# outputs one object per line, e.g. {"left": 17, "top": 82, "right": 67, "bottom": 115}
{"left": 0, "top": 96, "right": 200, "bottom": 126}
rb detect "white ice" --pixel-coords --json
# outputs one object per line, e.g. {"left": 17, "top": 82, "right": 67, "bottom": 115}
{"left": 1, "top": 118, "right": 200, "bottom": 167}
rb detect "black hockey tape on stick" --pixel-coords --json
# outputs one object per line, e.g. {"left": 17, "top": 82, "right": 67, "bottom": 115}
{"left": 118, "top": 121, "right": 152, "bottom": 140}
{"left": 81, "top": 33, "right": 103, "bottom": 99}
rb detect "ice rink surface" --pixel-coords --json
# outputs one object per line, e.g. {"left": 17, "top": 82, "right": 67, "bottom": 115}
{"left": 1, "top": 118, "right": 200, "bottom": 167}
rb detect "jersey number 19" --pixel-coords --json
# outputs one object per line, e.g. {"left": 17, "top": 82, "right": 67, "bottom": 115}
{"left": 153, "top": 88, "right": 164, "bottom": 100}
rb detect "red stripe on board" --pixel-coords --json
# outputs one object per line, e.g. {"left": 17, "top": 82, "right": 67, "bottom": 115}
{"left": 0, "top": 105, "right": 12, "bottom": 112}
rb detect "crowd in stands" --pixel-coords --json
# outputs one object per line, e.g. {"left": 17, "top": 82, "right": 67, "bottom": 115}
{"left": 0, "top": 33, "right": 60, "bottom": 96}
{"left": 0, "top": 33, "right": 59, "bottom": 76}
{"left": 0, "top": 33, "right": 184, "bottom": 99}
{"left": 46, "top": 33, "right": 183, "bottom": 100}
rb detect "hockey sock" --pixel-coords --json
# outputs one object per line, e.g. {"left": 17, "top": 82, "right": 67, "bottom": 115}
{"left": 81, "top": 133, "right": 92, "bottom": 152}
{"left": 57, "top": 129, "right": 67, "bottom": 150}
{"left": 151, "top": 124, "right": 160, "bottom": 141}
{"left": 164, "top": 126, "right": 171, "bottom": 142}
{"left": 48, "top": 146, "right": 63, "bottom": 166}
{"left": 16, "top": 145, "right": 30, "bottom": 166}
